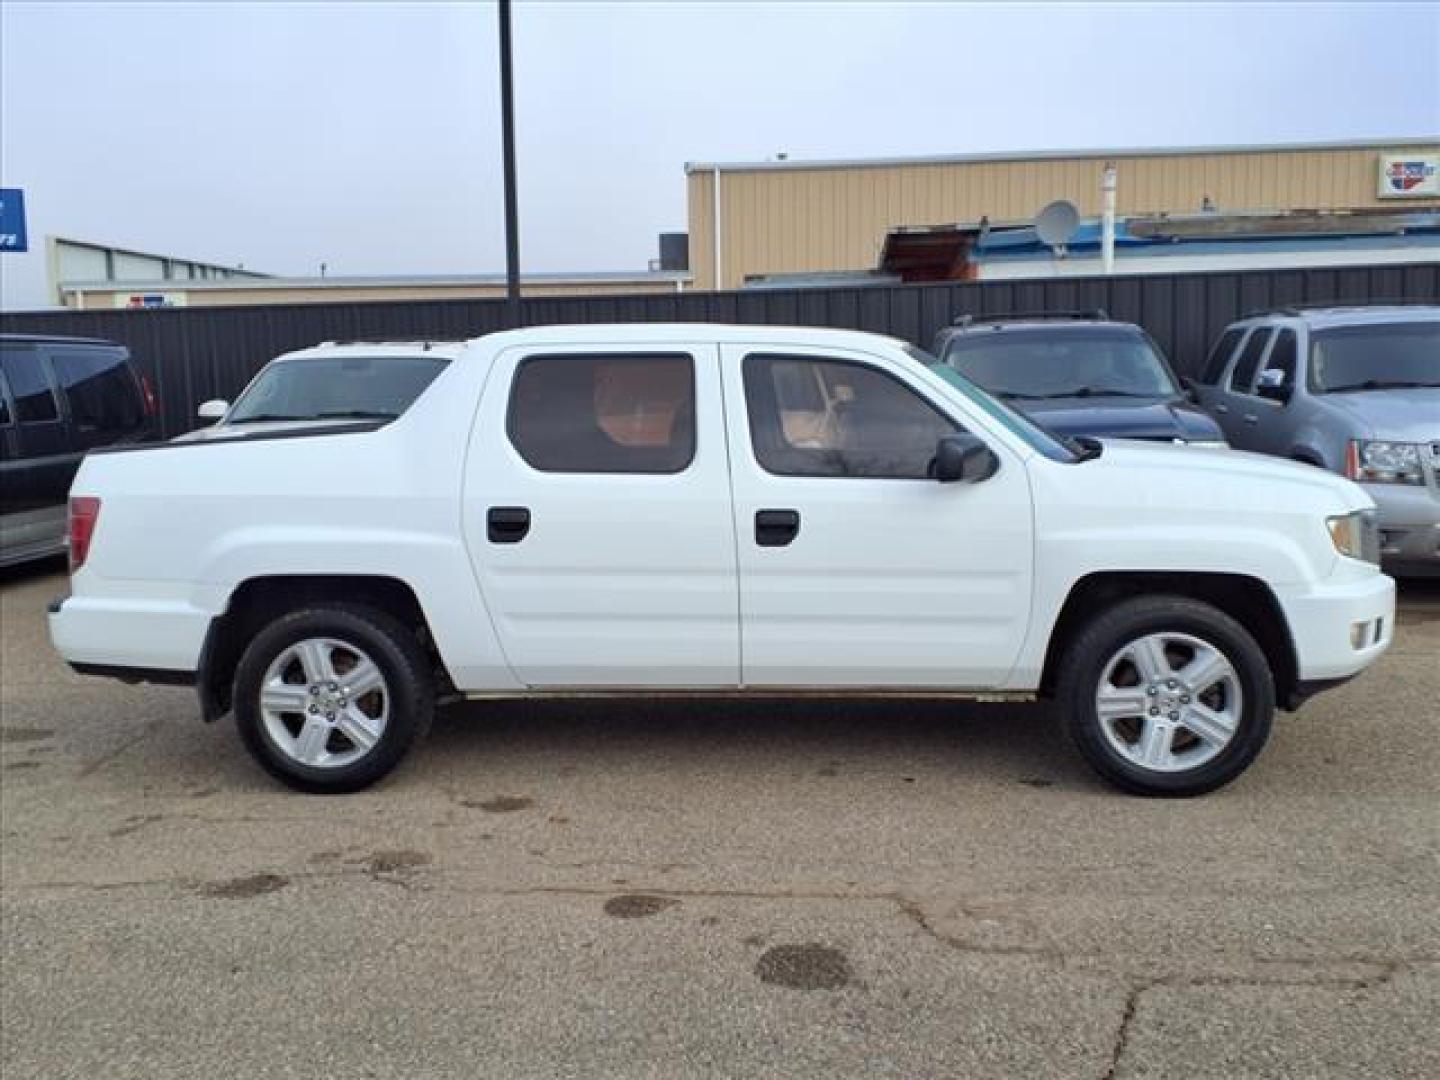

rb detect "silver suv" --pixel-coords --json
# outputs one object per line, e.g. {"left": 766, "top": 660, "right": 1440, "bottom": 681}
{"left": 1192, "top": 305, "right": 1439, "bottom": 576}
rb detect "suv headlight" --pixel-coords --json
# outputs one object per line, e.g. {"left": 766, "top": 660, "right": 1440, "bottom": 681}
{"left": 1345, "top": 440, "right": 1425, "bottom": 485}
{"left": 1327, "top": 510, "right": 1380, "bottom": 564}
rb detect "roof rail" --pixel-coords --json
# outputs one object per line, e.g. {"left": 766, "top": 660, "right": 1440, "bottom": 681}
{"left": 317, "top": 335, "right": 462, "bottom": 349}
{"left": 952, "top": 308, "right": 1109, "bottom": 327}
{"left": 1243, "top": 298, "right": 1437, "bottom": 319}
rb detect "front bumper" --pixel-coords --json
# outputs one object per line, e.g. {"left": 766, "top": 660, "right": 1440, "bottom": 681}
{"left": 1272, "top": 567, "right": 1396, "bottom": 684}
{"left": 1365, "top": 482, "right": 1440, "bottom": 574}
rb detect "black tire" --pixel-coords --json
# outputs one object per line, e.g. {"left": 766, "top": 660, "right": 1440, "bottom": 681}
{"left": 233, "top": 604, "right": 434, "bottom": 794}
{"left": 1055, "top": 595, "right": 1275, "bottom": 797}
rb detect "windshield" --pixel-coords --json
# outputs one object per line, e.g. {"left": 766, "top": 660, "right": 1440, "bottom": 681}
{"left": 941, "top": 329, "right": 1180, "bottom": 399}
{"left": 227, "top": 354, "right": 450, "bottom": 424}
{"left": 905, "top": 345, "right": 1077, "bottom": 462}
{"left": 1310, "top": 322, "right": 1440, "bottom": 393}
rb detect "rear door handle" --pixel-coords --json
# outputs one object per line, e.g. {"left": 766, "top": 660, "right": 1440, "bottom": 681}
{"left": 1214, "top": 403, "right": 1230, "bottom": 414}
{"left": 755, "top": 509, "right": 800, "bottom": 547}
{"left": 487, "top": 506, "right": 531, "bottom": 544}
{"left": 1243, "top": 414, "right": 1259, "bottom": 425}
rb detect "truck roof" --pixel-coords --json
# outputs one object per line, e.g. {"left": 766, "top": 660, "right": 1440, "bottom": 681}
{"left": 470, "top": 323, "right": 908, "bottom": 351}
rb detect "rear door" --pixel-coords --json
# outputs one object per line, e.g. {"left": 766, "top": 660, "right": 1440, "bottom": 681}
{"left": 0, "top": 342, "right": 73, "bottom": 559}
{"left": 1212, "top": 328, "right": 1273, "bottom": 449}
{"left": 721, "top": 343, "right": 1033, "bottom": 688}
{"left": 462, "top": 343, "right": 740, "bottom": 687}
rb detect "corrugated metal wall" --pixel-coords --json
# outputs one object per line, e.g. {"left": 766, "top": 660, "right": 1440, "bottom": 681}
{"left": 3, "top": 262, "right": 1436, "bottom": 439}
{"left": 687, "top": 145, "right": 1440, "bottom": 288}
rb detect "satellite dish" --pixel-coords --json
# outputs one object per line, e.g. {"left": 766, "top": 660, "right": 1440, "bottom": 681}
{"left": 1035, "top": 200, "right": 1081, "bottom": 251}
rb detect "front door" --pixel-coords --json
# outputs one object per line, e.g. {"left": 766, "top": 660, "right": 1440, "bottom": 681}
{"left": 720, "top": 344, "right": 1034, "bottom": 688}
{"left": 463, "top": 344, "right": 740, "bottom": 687}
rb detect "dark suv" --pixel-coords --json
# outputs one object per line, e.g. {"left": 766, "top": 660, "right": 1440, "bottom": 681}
{"left": 1, "top": 334, "right": 155, "bottom": 567}
{"left": 930, "top": 312, "right": 1227, "bottom": 447}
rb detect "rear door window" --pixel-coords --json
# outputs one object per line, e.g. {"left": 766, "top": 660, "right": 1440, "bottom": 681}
{"left": 1201, "top": 329, "right": 1244, "bottom": 384}
{"left": 507, "top": 353, "right": 696, "bottom": 474}
{"left": 1228, "top": 329, "right": 1273, "bottom": 394}
{"left": 0, "top": 346, "right": 59, "bottom": 423}
{"left": 49, "top": 347, "right": 145, "bottom": 434}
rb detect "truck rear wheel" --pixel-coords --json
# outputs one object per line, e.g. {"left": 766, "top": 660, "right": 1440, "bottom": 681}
{"left": 232, "top": 604, "right": 434, "bottom": 793}
{"left": 1055, "top": 595, "right": 1274, "bottom": 796}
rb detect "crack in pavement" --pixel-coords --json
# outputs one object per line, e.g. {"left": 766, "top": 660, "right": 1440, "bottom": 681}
{"left": 1102, "top": 983, "right": 1143, "bottom": 1080}
{"left": 74, "top": 720, "right": 164, "bottom": 779}
{"left": 5, "top": 870, "right": 1432, "bottom": 990}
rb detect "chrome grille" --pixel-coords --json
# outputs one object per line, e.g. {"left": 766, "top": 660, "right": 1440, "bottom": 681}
{"left": 1360, "top": 510, "right": 1382, "bottom": 565}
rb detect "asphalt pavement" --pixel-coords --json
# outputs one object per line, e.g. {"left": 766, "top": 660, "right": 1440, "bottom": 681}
{"left": 2, "top": 560, "right": 1437, "bottom": 1078}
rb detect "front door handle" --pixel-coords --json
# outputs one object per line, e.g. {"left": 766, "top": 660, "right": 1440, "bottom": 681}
{"left": 1243, "top": 414, "right": 1259, "bottom": 425}
{"left": 487, "top": 506, "right": 531, "bottom": 544}
{"left": 1214, "top": 403, "right": 1230, "bottom": 414}
{"left": 755, "top": 509, "right": 800, "bottom": 547}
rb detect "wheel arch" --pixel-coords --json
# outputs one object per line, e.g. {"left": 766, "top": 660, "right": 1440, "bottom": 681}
{"left": 198, "top": 574, "right": 448, "bottom": 721}
{"left": 1038, "top": 571, "right": 1300, "bottom": 710}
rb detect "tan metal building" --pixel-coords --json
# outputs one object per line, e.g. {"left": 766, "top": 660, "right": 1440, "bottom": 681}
{"left": 685, "top": 137, "right": 1440, "bottom": 290}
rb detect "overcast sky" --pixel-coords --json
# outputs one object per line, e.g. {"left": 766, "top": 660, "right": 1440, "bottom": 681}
{"left": 2, "top": 0, "right": 1437, "bottom": 310}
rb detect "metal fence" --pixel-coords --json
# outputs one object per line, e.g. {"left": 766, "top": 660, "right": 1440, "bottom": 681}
{"left": 3, "top": 262, "right": 1436, "bottom": 438}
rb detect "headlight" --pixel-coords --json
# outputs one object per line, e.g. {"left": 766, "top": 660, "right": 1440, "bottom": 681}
{"left": 1186, "top": 440, "right": 1230, "bottom": 449}
{"left": 1327, "top": 510, "right": 1380, "bottom": 564}
{"left": 1345, "top": 440, "right": 1425, "bottom": 485}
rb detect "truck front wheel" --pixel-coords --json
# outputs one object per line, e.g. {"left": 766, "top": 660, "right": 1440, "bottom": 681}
{"left": 1055, "top": 596, "right": 1275, "bottom": 796}
{"left": 232, "top": 604, "right": 435, "bottom": 793}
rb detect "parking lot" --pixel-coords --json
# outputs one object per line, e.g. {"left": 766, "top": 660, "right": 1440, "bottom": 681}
{"left": 1, "top": 560, "right": 1436, "bottom": 1078}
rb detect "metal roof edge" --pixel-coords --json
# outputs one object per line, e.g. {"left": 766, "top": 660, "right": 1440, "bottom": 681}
{"left": 60, "top": 271, "right": 695, "bottom": 292}
{"left": 684, "top": 136, "right": 1440, "bottom": 174}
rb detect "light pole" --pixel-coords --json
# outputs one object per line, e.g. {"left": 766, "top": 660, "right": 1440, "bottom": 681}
{"left": 498, "top": 0, "right": 521, "bottom": 320}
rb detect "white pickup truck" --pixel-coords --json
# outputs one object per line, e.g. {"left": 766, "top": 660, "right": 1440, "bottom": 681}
{"left": 48, "top": 325, "right": 1395, "bottom": 796}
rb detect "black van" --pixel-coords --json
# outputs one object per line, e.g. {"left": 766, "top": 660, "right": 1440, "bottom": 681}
{"left": 0, "top": 335, "right": 156, "bottom": 567}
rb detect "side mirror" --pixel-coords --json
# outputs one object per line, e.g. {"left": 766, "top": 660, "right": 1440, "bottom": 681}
{"left": 1255, "top": 369, "right": 1290, "bottom": 402}
{"left": 1178, "top": 375, "right": 1198, "bottom": 401}
{"left": 196, "top": 399, "right": 228, "bottom": 422}
{"left": 932, "top": 433, "right": 1000, "bottom": 484}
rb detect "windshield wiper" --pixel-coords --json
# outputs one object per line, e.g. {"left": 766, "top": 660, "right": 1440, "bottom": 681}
{"left": 1050, "top": 387, "right": 1155, "bottom": 399}
{"left": 226, "top": 413, "right": 309, "bottom": 424}
{"left": 313, "top": 409, "right": 400, "bottom": 420}
{"left": 1324, "top": 379, "right": 1439, "bottom": 392}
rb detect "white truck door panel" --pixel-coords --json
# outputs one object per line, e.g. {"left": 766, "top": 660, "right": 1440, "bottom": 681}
{"left": 721, "top": 345, "right": 1034, "bottom": 687}
{"left": 463, "top": 344, "right": 739, "bottom": 686}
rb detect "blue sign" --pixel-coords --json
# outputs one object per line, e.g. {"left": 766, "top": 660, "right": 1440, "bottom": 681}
{"left": 0, "top": 189, "right": 28, "bottom": 252}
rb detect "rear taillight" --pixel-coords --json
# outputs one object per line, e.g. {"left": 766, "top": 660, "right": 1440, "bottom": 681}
{"left": 68, "top": 497, "right": 101, "bottom": 573}
{"left": 139, "top": 373, "right": 158, "bottom": 417}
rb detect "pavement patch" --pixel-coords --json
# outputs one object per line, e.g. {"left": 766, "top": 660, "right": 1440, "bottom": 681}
{"left": 755, "top": 943, "right": 853, "bottom": 990}
{"left": 603, "top": 894, "right": 678, "bottom": 919}
{"left": 461, "top": 795, "right": 534, "bottom": 813}
{"left": 198, "top": 872, "right": 289, "bottom": 899}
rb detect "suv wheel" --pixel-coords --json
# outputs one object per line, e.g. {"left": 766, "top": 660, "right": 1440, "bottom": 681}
{"left": 1056, "top": 596, "right": 1274, "bottom": 796}
{"left": 233, "top": 604, "right": 434, "bottom": 793}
